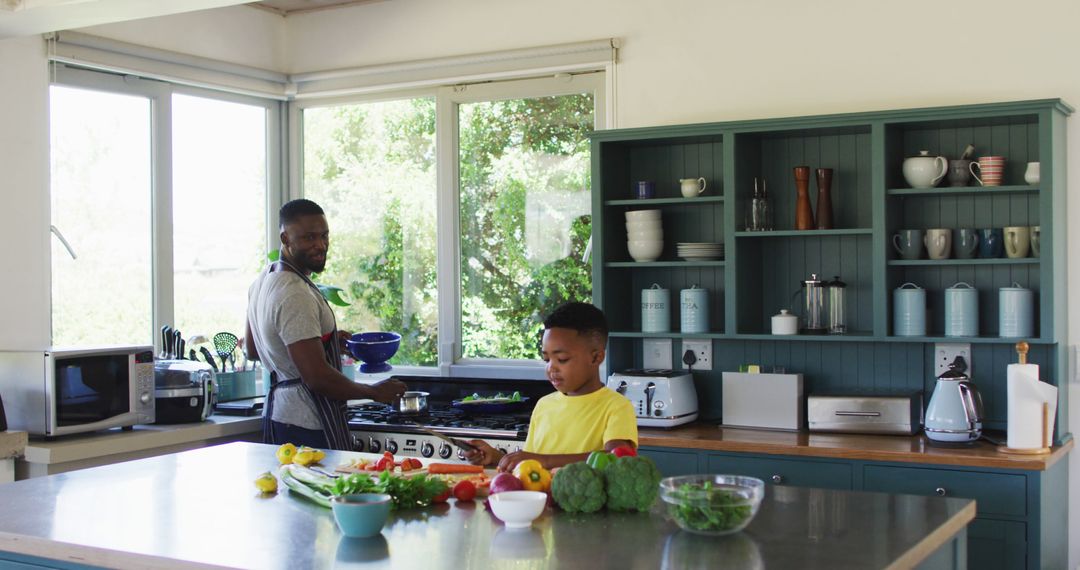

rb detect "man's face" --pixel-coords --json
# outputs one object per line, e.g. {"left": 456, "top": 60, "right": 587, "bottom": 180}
{"left": 281, "top": 214, "right": 330, "bottom": 274}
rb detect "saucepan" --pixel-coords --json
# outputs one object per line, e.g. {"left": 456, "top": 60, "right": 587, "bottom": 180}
{"left": 399, "top": 391, "right": 429, "bottom": 414}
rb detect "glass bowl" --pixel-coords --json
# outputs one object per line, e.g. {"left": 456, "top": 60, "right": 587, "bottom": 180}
{"left": 658, "top": 475, "right": 764, "bottom": 536}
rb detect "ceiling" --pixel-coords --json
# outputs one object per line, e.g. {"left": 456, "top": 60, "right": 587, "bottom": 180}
{"left": 248, "top": 0, "right": 382, "bottom": 15}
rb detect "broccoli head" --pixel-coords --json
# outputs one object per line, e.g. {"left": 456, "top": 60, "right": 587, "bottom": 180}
{"left": 603, "top": 456, "right": 662, "bottom": 512}
{"left": 551, "top": 462, "right": 606, "bottom": 513}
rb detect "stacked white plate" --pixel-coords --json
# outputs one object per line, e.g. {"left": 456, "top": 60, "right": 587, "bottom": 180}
{"left": 676, "top": 242, "right": 724, "bottom": 261}
{"left": 626, "top": 209, "right": 663, "bottom": 262}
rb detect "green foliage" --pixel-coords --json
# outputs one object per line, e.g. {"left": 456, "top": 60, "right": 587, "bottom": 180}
{"left": 551, "top": 462, "right": 606, "bottom": 513}
{"left": 603, "top": 456, "right": 662, "bottom": 512}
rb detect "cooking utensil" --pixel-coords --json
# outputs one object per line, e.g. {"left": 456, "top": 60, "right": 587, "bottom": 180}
{"left": 399, "top": 391, "right": 429, "bottom": 414}
{"left": 407, "top": 423, "right": 478, "bottom": 453}
{"left": 213, "top": 332, "right": 239, "bottom": 373}
{"left": 179, "top": 337, "right": 186, "bottom": 360}
{"left": 189, "top": 349, "right": 197, "bottom": 361}
{"left": 160, "top": 325, "right": 171, "bottom": 359}
{"left": 450, "top": 397, "right": 531, "bottom": 414}
{"left": 199, "top": 346, "right": 219, "bottom": 373}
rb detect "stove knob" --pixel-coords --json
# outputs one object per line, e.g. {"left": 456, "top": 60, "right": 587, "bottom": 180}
{"left": 497, "top": 446, "right": 508, "bottom": 454}
{"left": 420, "top": 442, "right": 435, "bottom": 458}
{"left": 385, "top": 439, "right": 399, "bottom": 455}
{"left": 354, "top": 438, "right": 365, "bottom": 453}
{"left": 368, "top": 438, "right": 381, "bottom": 454}
{"left": 438, "top": 444, "right": 453, "bottom": 459}
{"left": 457, "top": 449, "right": 466, "bottom": 460}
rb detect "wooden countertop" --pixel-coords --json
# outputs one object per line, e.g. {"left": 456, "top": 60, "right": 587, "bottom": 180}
{"left": 0, "top": 442, "right": 975, "bottom": 570}
{"left": 639, "top": 424, "right": 1073, "bottom": 471}
{"left": 0, "top": 431, "right": 28, "bottom": 459}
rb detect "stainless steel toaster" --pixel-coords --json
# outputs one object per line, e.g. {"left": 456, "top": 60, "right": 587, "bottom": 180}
{"left": 807, "top": 391, "right": 922, "bottom": 435}
{"left": 607, "top": 369, "right": 698, "bottom": 428}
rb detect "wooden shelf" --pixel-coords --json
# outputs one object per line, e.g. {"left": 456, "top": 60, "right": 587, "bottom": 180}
{"left": 734, "top": 228, "right": 872, "bottom": 238}
{"left": 887, "top": 185, "right": 1038, "bottom": 196}
{"left": 610, "top": 331, "right": 724, "bottom": 339}
{"left": 604, "top": 260, "right": 725, "bottom": 268}
{"left": 888, "top": 258, "right": 1040, "bottom": 266}
{"left": 610, "top": 332, "right": 1055, "bottom": 344}
{"left": 605, "top": 196, "right": 724, "bottom": 206}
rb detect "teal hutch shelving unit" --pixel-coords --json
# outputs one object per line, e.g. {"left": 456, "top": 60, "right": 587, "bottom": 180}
{"left": 591, "top": 99, "right": 1072, "bottom": 569}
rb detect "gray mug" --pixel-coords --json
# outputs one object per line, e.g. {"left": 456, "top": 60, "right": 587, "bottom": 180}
{"left": 1030, "top": 225, "right": 1041, "bottom": 257}
{"left": 892, "top": 229, "right": 924, "bottom": 260}
{"left": 947, "top": 159, "right": 973, "bottom": 187}
{"left": 953, "top": 228, "right": 980, "bottom": 259}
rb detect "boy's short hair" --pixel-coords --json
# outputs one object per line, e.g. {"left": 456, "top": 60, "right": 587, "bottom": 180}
{"left": 543, "top": 302, "right": 609, "bottom": 345}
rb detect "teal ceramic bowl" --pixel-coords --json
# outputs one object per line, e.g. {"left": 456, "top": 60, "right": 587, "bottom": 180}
{"left": 331, "top": 493, "right": 392, "bottom": 538}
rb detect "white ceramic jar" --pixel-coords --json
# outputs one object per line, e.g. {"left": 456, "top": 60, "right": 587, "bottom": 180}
{"left": 771, "top": 309, "right": 798, "bottom": 335}
{"left": 902, "top": 150, "right": 948, "bottom": 189}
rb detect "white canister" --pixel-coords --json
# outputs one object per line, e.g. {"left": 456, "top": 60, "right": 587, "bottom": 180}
{"left": 944, "top": 282, "right": 979, "bottom": 337}
{"left": 680, "top": 286, "right": 709, "bottom": 333}
{"left": 893, "top": 282, "right": 926, "bottom": 336}
{"left": 641, "top": 283, "right": 670, "bottom": 333}
{"left": 999, "top": 284, "right": 1034, "bottom": 338}
{"left": 771, "top": 309, "right": 798, "bottom": 335}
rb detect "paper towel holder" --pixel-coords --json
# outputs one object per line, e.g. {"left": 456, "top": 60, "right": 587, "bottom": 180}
{"left": 998, "top": 340, "right": 1052, "bottom": 455}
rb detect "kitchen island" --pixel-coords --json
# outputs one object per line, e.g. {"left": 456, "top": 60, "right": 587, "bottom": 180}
{"left": 0, "top": 442, "right": 973, "bottom": 569}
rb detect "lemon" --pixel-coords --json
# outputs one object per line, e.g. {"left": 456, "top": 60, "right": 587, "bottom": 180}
{"left": 254, "top": 472, "right": 278, "bottom": 493}
{"left": 276, "top": 443, "right": 297, "bottom": 465}
{"left": 293, "top": 449, "right": 318, "bottom": 466}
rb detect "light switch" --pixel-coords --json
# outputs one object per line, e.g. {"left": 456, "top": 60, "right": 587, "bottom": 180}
{"left": 643, "top": 338, "right": 672, "bottom": 369}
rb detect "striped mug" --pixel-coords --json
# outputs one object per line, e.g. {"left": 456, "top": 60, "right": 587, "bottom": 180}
{"left": 970, "top": 156, "right": 1005, "bottom": 187}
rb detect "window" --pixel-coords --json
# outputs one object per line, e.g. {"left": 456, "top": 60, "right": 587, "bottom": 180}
{"left": 298, "top": 73, "right": 604, "bottom": 374}
{"left": 303, "top": 97, "right": 438, "bottom": 367}
{"left": 49, "top": 65, "right": 279, "bottom": 349}
{"left": 50, "top": 85, "right": 153, "bottom": 346}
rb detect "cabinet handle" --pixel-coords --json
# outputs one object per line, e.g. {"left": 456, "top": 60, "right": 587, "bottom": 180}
{"left": 935, "top": 487, "right": 946, "bottom": 496}
{"left": 772, "top": 475, "right": 783, "bottom": 484}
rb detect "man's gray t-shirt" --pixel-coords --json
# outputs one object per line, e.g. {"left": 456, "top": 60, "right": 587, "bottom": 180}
{"left": 247, "top": 267, "right": 336, "bottom": 430}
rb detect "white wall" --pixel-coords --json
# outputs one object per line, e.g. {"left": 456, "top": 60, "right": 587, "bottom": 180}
{"left": 0, "top": 36, "right": 51, "bottom": 350}
{"left": 1, "top": 0, "right": 1077, "bottom": 564}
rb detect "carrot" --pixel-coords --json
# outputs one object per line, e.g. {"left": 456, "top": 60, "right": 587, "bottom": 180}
{"left": 427, "top": 463, "right": 484, "bottom": 474}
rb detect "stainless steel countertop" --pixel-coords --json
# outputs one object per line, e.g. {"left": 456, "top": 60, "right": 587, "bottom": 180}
{"left": 0, "top": 442, "right": 974, "bottom": 569}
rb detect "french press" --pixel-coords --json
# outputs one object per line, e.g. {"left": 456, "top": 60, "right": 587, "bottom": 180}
{"left": 825, "top": 275, "right": 847, "bottom": 334}
{"left": 801, "top": 273, "right": 827, "bottom": 334}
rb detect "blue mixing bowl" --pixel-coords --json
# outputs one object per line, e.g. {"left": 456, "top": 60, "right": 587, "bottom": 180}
{"left": 345, "top": 332, "right": 401, "bottom": 373}
{"left": 331, "top": 493, "right": 392, "bottom": 538}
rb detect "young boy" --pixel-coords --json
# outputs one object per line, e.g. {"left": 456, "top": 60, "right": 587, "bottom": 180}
{"left": 465, "top": 302, "right": 638, "bottom": 472}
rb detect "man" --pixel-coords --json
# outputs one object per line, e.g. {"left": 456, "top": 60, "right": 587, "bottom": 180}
{"left": 245, "top": 198, "right": 406, "bottom": 449}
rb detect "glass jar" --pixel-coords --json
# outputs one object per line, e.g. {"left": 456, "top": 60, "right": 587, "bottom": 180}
{"left": 825, "top": 275, "right": 847, "bottom": 334}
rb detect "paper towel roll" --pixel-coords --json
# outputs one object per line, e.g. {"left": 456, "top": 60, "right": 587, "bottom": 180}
{"left": 1006, "top": 363, "right": 1058, "bottom": 449}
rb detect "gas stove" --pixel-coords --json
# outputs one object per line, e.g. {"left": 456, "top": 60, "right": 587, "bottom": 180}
{"left": 345, "top": 376, "right": 552, "bottom": 462}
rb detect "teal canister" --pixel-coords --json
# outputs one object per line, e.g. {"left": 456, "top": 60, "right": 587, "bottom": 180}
{"left": 944, "top": 282, "right": 979, "bottom": 337}
{"left": 999, "top": 283, "right": 1034, "bottom": 338}
{"left": 893, "top": 282, "right": 926, "bottom": 336}
{"left": 641, "top": 283, "right": 670, "bottom": 333}
{"left": 680, "top": 285, "right": 709, "bottom": 333}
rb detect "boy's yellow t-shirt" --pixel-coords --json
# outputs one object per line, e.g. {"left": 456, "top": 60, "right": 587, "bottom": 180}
{"left": 523, "top": 386, "right": 638, "bottom": 454}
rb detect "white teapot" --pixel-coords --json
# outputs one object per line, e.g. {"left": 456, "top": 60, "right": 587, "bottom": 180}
{"left": 902, "top": 150, "right": 948, "bottom": 189}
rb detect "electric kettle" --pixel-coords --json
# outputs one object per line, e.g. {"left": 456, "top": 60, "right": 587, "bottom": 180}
{"left": 925, "top": 357, "right": 984, "bottom": 444}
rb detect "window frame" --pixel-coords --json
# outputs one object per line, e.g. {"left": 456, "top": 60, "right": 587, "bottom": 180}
{"left": 293, "top": 72, "right": 606, "bottom": 380}
{"left": 49, "top": 64, "right": 284, "bottom": 349}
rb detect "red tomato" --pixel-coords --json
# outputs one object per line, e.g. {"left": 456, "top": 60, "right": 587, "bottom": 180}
{"left": 382, "top": 451, "right": 395, "bottom": 461}
{"left": 375, "top": 457, "right": 394, "bottom": 471}
{"left": 401, "top": 458, "right": 423, "bottom": 471}
{"left": 433, "top": 489, "right": 451, "bottom": 503}
{"left": 612, "top": 446, "right": 637, "bottom": 458}
{"left": 453, "top": 480, "right": 477, "bottom": 502}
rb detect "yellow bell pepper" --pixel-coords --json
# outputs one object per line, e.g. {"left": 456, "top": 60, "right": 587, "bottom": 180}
{"left": 275, "top": 443, "right": 297, "bottom": 465}
{"left": 513, "top": 459, "right": 552, "bottom": 492}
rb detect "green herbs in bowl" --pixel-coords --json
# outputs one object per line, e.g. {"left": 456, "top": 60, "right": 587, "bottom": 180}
{"left": 659, "top": 475, "right": 764, "bottom": 535}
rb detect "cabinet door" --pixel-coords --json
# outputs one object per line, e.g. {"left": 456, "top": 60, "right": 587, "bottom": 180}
{"left": 638, "top": 447, "right": 700, "bottom": 477}
{"left": 967, "top": 519, "right": 1026, "bottom": 570}
{"left": 863, "top": 465, "right": 1026, "bottom": 517}
{"left": 705, "top": 453, "right": 852, "bottom": 490}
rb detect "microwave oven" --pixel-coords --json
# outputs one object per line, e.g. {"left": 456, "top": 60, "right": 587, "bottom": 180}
{"left": 0, "top": 345, "right": 156, "bottom": 436}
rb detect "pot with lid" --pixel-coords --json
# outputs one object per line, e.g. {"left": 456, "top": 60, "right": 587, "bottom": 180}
{"left": 399, "top": 391, "right": 429, "bottom": 414}
{"left": 903, "top": 150, "right": 948, "bottom": 189}
{"left": 925, "top": 356, "right": 984, "bottom": 444}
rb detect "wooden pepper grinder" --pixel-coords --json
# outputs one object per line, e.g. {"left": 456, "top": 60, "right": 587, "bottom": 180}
{"left": 815, "top": 168, "right": 834, "bottom": 230}
{"left": 793, "top": 166, "right": 815, "bottom": 230}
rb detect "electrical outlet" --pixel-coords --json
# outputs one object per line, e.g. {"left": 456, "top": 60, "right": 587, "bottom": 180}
{"left": 643, "top": 338, "right": 673, "bottom": 369}
{"left": 935, "top": 343, "right": 971, "bottom": 377}
{"left": 682, "top": 339, "right": 712, "bottom": 371}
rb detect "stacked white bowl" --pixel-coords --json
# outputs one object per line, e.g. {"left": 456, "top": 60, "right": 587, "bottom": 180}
{"left": 626, "top": 209, "right": 663, "bottom": 262}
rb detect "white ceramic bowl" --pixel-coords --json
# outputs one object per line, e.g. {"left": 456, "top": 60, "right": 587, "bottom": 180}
{"left": 626, "top": 219, "right": 663, "bottom": 233}
{"left": 625, "top": 209, "right": 662, "bottom": 222}
{"left": 488, "top": 491, "right": 548, "bottom": 529}
{"left": 627, "top": 229, "right": 664, "bottom": 242}
{"left": 628, "top": 239, "right": 664, "bottom": 262}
